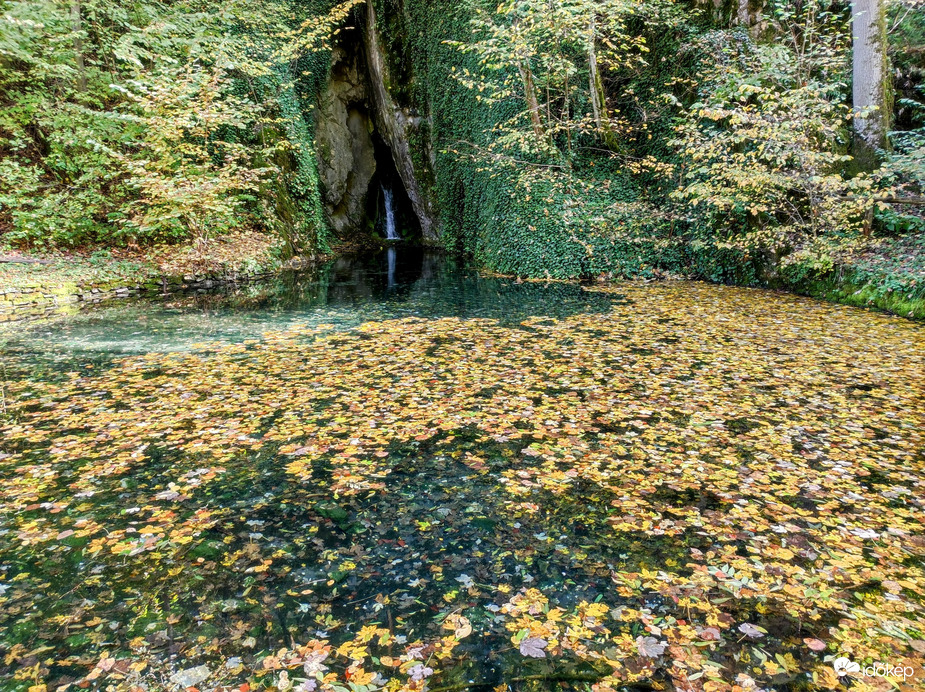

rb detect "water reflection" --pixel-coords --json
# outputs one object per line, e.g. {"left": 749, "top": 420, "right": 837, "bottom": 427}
{"left": 0, "top": 250, "right": 624, "bottom": 373}
{"left": 387, "top": 246, "right": 396, "bottom": 289}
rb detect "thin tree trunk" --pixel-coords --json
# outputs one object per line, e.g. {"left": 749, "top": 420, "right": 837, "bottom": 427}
{"left": 516, "top": 59, "right": 545, "bottom": 140}
{"left": 71, "top": 0, "right": 87, "bottom": 92}
{"left": 588, "top": 14, "right": 615, "bottom": 149}
{"left": 588, "top": 15, "right": 602, "bottom": 129}
{"left": 564, "top": 66, "right": 571, "bottom": 157}
{"left": 851, "top": 0, "right": 890, "bottom": 164}
{"left": 509, "top": 13, "right": 545, "bottom": 141}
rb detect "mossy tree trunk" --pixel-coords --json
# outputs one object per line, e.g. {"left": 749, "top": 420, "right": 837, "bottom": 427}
{"left": 71, "top": 0, "right": 87, "bottom": 92}
{"left": 510, "top": 15, "right": 545, "bottom": 140}
{"left": 587, "top": 13, "right": 617, "bottom": 150}
{"left": 516, "top": 59, "right": 545, "bottom": 140}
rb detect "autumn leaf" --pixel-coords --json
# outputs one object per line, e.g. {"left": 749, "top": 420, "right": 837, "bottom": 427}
{"left": 738, "top": 623, "right": 765, "bottom": 639}
{"left": 636, "top": 636, "right": 667, "bottom": 658}
{"left": 519, "top": 637, "right": 547, "bottom": 658}
{"left": 803, "top": 638, "right": 825, "bottom": 652}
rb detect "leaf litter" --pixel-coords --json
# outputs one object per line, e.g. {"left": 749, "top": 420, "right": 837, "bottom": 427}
{"left": 0, "top": 281, "right": 924, "bottom": 691}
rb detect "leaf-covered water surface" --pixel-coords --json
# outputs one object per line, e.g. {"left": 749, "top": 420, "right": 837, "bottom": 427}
{"left": 1, "top": 259, "right": 924, "bottom": 691}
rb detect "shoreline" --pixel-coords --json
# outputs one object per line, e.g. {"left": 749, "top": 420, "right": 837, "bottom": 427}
{"left": 1, "top": 241, "right": 923, "bottom": 323}
{"left": 0, "top": 265, "right": 310, "bottom": 323}
{"left": 0, "top": 231, "right": 326, "bottom": 322}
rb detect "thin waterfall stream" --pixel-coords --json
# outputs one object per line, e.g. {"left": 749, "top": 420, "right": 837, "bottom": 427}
{"left": 382, "top": 185, "right": 399, "bottom": 240}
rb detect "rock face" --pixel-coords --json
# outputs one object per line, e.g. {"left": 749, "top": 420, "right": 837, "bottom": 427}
{"left": 316, "top": 41, "right": 377, "bottom": 238}
{"left": 314, "top": 2, "right": 439, "bottom": 242}
{"left": 363, "top": 0, "right": 439, "bottom": 242}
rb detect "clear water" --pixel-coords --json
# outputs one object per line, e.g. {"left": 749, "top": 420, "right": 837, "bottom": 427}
{"left": 0, "top": 250, "right": 619, "bottom": 376}
{"left": 2, "top": 251, "right": 924, "bottom": 691}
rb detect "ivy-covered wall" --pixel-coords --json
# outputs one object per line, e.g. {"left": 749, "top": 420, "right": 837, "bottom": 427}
{"left": 298, "top": 0, "right": 921, "bottom": 323}
{"left": 360, "top": 0, "right": 760, "bottom": 281}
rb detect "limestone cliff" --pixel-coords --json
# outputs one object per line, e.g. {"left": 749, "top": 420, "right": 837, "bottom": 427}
{"left": 314, "top": 1, "right": 438, "bottom": 242}
{"left": 315, "top": 39, "right": 378, "bottom": 238}
{"left": 362, "top": 0, "right": 438, "bottom": 242}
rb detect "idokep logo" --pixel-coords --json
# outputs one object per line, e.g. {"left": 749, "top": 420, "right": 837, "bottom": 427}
{"left": 832, "top": 657, "right": 860, "bottom": 676}
{"left": 832, "top": 655, "right": 915, "bottom": 681}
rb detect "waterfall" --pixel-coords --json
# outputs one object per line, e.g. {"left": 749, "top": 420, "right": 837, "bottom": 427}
{"left": 383, "top": 186, "right": 399, "bottom": 240}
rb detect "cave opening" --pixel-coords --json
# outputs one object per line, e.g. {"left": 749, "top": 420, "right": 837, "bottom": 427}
{"left": 369, "top": 130, "right": 421, "bottom": 241}
{"left": 315, "top": 14, "right": 422, "bottom": 244}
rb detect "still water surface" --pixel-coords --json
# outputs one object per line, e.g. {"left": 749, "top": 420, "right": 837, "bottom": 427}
{"left": 1, "top": 250, "right": 923, "bottom": 690}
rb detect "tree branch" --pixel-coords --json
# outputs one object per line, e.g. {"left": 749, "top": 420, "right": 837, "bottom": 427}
{"left": 428, "top": 674, "right": 654, "bottom": 692}
{"left": 833, "top": 196, "right": 925, "bottom": 205}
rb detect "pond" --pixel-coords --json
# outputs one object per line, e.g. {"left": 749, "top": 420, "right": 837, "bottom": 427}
{"left": 1, "top": 250, "right": 924, "bottom": 692}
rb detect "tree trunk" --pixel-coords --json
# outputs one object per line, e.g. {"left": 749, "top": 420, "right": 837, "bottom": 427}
{"left": 71, "top": 0, "right": 87, "bottom": 92}
{"left": 736, "top": 0, "right": 750, "bottom": 26}
{"left": 851, "top": 0, "right": 890, "bottom": 164}
{"left": 588, "top": 14, "right": 616, "bottom": 149}
{"left": 516, "top": 59, "right": 546, "bottom": 140}
{"left": 510, "top": 14, "right": 545, "bottom": 141}
{"left": 588, "top": 15, "right": 602, "bottom": 129}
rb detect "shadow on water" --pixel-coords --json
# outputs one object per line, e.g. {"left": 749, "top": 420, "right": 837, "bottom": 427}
{"left": 0, "top": 251, "right": 639, "bottom": 688}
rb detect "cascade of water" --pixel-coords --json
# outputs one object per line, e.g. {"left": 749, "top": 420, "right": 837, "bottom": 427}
{"left": 383, "top": 186, "right": 399, "bottom": 240}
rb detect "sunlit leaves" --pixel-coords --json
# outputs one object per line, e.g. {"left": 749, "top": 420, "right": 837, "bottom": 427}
{"left": 1, "top": 282, "right": 924, "bottom": 689}
{"left": 447, "top": 0, "right": 656, "bottom": 164}
{"left": 111, "top": 63, "right": 276, "bottom": 246}
{"left": 666, "top": 2, "right": 896, "bottom": 264}
{"left": 0, "top": 0, "right": 358, "bottom": 249}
